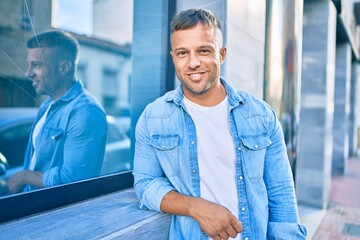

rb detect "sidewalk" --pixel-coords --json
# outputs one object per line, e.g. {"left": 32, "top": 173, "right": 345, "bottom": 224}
{"left": 302, "top": 155, "right": 360, "bottom": 240}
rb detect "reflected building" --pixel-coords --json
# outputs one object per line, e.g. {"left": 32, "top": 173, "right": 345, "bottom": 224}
{"left": 0, "top": 0, "right": 51, "bottom": 107}
{"left": 0, "top": 0, "right": 132, "bottom": 116}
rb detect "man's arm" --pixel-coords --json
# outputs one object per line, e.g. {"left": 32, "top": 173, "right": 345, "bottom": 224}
{"left": 160, "top": 190, "right": 243, "bottom": 240}
{"left": 264, "top": 110, "right": 307, "bottom": 239}
{"left": 8, "top": 170, "right": 43, "bottom": 193}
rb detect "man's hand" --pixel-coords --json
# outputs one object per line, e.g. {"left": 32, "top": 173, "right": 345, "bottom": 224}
{"left": 160, "top": 190, "right": 243, "bottom": 240}
{"left": 8, "top": 170, "right": 44, "bottom": 194}
{"left": 8, "top": 171, "right": 26, "bottom": 193}
{"left": 190, "top": 197, "right": 243, "bottom": 239}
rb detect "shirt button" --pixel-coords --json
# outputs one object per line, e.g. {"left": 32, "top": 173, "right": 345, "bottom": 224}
{"left": 51, "top": 136, "right": 56, "bottom": 140}
{"left": 191, "top": 141, "right": 195, "bottom": 145}
{"left": 239, "top": 176, "right": 243, "bottom": 180}
{"left": 192, "top": 170, "right": 196, "bottom": 173}
{"left": 237, "top": 147, "right": 241, "bottom": 151}
{"left": 241, "top": 207, "right": 246, "bottom": 211}
{"left": 244, "top": 238, "right": 249, "bottom": 240}
{"left": 254, "top": 145, "right": 259, "bottom": 149}
{"left": 201, "top": 230, "right": 205, "bottom": 234}
{"left": 162, "top": 145, "right": 166, "bottom": 149}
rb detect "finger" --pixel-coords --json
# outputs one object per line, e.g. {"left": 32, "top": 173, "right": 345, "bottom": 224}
{"left": 218, "top": 231, "right": 229, "bottom": 240}
{"left": 232, "top": 221, "right": 243, "bottom": 233}
{"left": 213, "top": 235, "right": 222, "bottom": 240}
{"left": 225, "top": 226, "right": 238, "bottom": 238}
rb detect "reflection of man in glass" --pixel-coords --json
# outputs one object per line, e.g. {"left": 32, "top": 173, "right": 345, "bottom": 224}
{"left": 7, "top": 30, "right": 107, "bottom": 193}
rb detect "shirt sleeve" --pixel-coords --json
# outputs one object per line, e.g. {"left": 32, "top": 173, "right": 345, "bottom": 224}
{"left": 43, "top": 105, "right": 107, "bottom": 187}
{"left": 267, "top": 222, "right": 307, "bottom": 239}
{"left": 132, "top": 109, "right": 175, "bottom": 212}
{"left": 264, "top": 109, "right": 307, "bottom": 239}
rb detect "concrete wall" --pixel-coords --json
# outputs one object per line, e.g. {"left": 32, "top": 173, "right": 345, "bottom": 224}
{"left": 332, "top": 43, "right": 351, "bottom": 175}
{"left": 349, "top": 63, "right": 360, "bottom": 155}
{"left": 296, "top": 0, "right": 337, "bottom": 208}
{"left": 226, "top": 0, "right": 266, "bottom": 99}
{"left": 0, "top": 189, "right": 172, "bottom": 240}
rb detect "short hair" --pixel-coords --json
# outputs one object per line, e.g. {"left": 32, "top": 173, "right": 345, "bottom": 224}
{"left": 27, "top": 30, "right": 79, "bottom": 64}
{"left": 170, "top": 8, "right": 221, "bottom": 33}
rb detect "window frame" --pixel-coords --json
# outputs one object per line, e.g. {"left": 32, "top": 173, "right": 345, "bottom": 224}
{"left": 0, "top": 171, "right": 134, "bottom": 223}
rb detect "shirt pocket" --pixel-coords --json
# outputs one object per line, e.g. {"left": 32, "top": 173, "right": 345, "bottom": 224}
{"left": 150, "top": 134, "right": 180, "bottom": 177}
{"left": 37, "top": 127, "right": 64, "bottom": 156}
{"left": 241, "top": 135, "right": 271, "bottom": 180}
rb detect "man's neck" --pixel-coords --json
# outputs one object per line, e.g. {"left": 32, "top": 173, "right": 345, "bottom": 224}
{"left": 50, "top": 77, "right": 76, "bottom": 101}
{"left": 183, "top": 82, "right": 227, "bottom": 107}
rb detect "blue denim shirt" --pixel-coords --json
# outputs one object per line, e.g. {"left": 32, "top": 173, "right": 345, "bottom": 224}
{"left": 133, "top": 79, "right": 307, "bottom": 239}
{"left": 23, "top": 81, "right": 107, "bottom": 190}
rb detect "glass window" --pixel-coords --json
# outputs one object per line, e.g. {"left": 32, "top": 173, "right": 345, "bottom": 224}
{"left": 0, "top": 0, "right": 133, "bottom": 198}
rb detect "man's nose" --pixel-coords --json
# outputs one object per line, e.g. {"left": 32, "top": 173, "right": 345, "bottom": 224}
{"left": 26, "top": 67, "right": 34, "bottom": 79}
{"left": 188, "top": 53, "right": 201, "bottom": 69}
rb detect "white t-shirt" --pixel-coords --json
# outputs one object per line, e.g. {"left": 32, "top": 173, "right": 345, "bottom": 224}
{"left": 184, "top": 96, "right": 240, "bottom": 240}
{"left": 29, "top": 103, "right": 52, "bottom": 171}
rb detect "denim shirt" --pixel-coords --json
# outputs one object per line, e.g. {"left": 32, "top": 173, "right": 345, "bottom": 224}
{"left": 133, "top": 79, "right": 307, "bottom": 239}
{"left": 23, "top": 81, "right": 107, "bottom": 190}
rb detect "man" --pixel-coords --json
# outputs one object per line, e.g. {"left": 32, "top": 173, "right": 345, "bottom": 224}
{"left": 133, "top": 9, "right": 307, "bottom": 240}
{"left": 8, "top": 30, "right": 107, "bottom": 193}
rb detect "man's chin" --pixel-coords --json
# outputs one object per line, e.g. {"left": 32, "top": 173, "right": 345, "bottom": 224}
{"left": 35, "top": 88, "right": 46, "bottom": 96}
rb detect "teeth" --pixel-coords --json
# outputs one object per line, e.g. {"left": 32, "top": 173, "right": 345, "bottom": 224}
{"left": 191, "top": 73, "right": 200, "bottom": 77}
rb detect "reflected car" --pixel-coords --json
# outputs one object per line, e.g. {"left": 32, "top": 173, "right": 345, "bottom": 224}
{"left": 0, "top": 107, "right": 131, "bottom": 193}
{"left": 103, "top": 115, "right": 131, "bottom": 175}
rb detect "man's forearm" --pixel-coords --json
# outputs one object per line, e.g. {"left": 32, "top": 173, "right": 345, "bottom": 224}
{"left": 23, "top": 170, "right": 44, "bottom": 188}
{"left": 8, "top": 170, "right": 44, "bottom": 193}
{"left": 160, "top": 190, "right": 243, "bottom": 239}
{"left": 160, "top": 190, "right": 194, "bottom": 216}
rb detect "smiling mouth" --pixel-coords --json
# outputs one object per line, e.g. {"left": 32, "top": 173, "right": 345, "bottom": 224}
{"left": 187, "top": 72, "right": 205, "bottom": 80}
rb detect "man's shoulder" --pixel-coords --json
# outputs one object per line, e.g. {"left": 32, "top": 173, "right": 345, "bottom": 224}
{"left": 143, "top": 89, "right": 179, "bottom": 118}
{"left": 71, "top": 88, "right": 105, "bottom": 111}
{"left": 234, "top": 90, "right": 275, "bottom": 118}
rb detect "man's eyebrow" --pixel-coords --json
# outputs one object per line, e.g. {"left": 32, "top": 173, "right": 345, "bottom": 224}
{"left": 173, "top": 47, "right": 187, "bottom": 52}
{"left": 173, "top": 45, "right": 215, "bottom": 51}
{"left": 28, "top": 60, "right": 43, "bottom": 64}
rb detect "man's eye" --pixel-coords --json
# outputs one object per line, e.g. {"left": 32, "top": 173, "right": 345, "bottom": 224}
{"left": 177, "top": 51, "right": 187, "bottom": 57}
{"left": 200, "top": 49, "right": 210, "bottom": 55}
{"left": 31, "top": 63, "right": 41, "bottom": 68}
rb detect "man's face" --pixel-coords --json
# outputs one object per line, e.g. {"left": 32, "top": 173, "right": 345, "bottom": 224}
{"left": 26, "top": 47, "right": 61, "bottom": 97}
{"left": 170, "top": 24, "right": 226, "bottom": 99}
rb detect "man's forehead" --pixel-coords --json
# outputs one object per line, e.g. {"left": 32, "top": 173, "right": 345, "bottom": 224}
{"left": 170, "top": 24, "right": 223, "bottom": 47}
{"left": 27, "top": 47, "right": 58, "bottom": 60}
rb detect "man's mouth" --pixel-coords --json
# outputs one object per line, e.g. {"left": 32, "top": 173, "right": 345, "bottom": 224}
{"left": 187, "top": 72, "right": 205, "bottom": 81}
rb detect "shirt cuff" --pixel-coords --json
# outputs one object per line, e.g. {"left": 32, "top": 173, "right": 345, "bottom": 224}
{"left": 42, "top": 167, "right": 60, "bottom": 187}
{"left": 267, "top": 222, "right": 307, "bottom": 239}
{"left": 141, "top": 178, "right": 175, "bottom": 212}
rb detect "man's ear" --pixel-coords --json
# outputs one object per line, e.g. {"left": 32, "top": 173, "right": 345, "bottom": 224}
{"left": 220, "top": 47, "right": 227, "bottom": 64}
{"left": 58, "top": 60, "right": 72, "bottom": 76}
{"left": 170, "top": 51, "right": 175, "bottom": 64}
